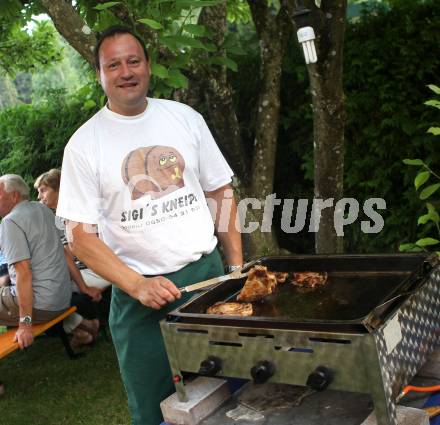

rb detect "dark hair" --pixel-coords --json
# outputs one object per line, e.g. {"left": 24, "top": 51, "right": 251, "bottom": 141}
{"left": 93, "top": 26, "right": 149, "bottom": 70}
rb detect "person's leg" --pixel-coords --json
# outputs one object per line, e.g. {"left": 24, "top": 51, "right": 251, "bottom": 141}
{"left": 1, "top": 286, "right": 72, "bottom": 326}
{"left": 63, "top": 312, "right": 83, "bottom": 333}
{"left": 110, "top": 249, "right": 224, "bottom": 425}
{"left": 63, "top": 312, "right": 96, "bottom": 347}
{"left": 71, "top": 292, "right": 99, "bottom": 320}
{"left": 0, "top": 286, "right": 19, "bottom": 325}
{"left": 32, "top": 308, "right": 69, "bottom": 324}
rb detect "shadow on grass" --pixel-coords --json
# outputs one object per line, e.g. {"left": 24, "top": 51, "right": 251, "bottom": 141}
{"left": 0, "top": 334, "right": 130, "bottom": 425}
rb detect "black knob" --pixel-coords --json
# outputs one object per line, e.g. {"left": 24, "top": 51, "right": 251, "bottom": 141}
{"left": 250, "top": 360, "right": 276, "bottom": 384}
{"left": 198, "top": 356, "right": 222, "bottom": 376}
{"left": 306, "top": 366, "right": 333, "bottom": 391}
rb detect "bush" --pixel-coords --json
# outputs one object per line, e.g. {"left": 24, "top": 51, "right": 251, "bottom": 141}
{"left": 399, "top": 84, "right": 440, "bottom": 255}
{"left": 343, "top": 0, "right": 440, "bottom": 252}
{"left": 0, "top": 86, "right": 100, "bottom": 194}
{"left": 272, "top": 0, "right": 440, "bottom": 253}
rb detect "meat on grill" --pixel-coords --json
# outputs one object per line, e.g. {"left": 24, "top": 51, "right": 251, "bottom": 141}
{"left": 274, "top": 272, "right": 289, "bottom": 284}
{"left": 292, "top": 272, "right": 328, "bottom": 288}
{"left": 237, "top": 265, "right": 277, "bottom": 302}
{"left": 206, "top": 302, "right": 253, "bottom": 316}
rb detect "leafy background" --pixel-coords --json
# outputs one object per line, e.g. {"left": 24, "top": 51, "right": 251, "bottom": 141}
{"left": 0, "top": 0, "right": 439, "bottom": 254}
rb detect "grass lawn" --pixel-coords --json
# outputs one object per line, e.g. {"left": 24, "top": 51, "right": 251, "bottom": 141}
{"left": 0, "top": 330, "right": 130, "bottom": 425}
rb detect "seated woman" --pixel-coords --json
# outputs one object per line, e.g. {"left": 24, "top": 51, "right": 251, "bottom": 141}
{"left": 34, "top": 169, "right": 112, "bottom": 346}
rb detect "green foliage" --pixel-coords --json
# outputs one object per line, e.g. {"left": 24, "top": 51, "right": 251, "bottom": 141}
{"left": 0, "top": 77, "right": 19, "bottom": 108}
{"left": 399, "top": 84, "right": 440, "bottom": 255}
{"left": 226, "top": 0, "right": 251, "bottom": 24}
{"left": 0, "top": 19, "right": 62, "bottom": 77}
{"left": 341, "top": 0, "right": 440, "bottom": 253}
{"left": 267, "top": 0, "right": 440, "bottom": 253}
{"left": 0, "top": 88, "right": 99, "bottom": 192}
{"left": 0, "top": 20, "right": 93, "bottom": 109}
{"left": 31, "top": 36, "right": 93, "bottom": 103}
{"left": 0, "top": 0, "right": 438, "bottom": 257}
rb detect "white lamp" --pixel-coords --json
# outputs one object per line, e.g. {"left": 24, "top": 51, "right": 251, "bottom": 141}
{"left": 292, "top": 5, "right": 318, "bottom": 64}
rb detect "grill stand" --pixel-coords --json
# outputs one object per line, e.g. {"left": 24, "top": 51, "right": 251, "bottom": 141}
{"left": 362, "top": 337, "right": 396, "bottom": 425}
{"left": 372, "top": 268, "right": 440, "bottom": 425}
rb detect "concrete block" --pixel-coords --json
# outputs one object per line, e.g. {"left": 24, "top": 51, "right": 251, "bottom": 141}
{"left": 160, "top": 377, "right": 230, "bottom": 425}
{"left": 361, "top": 405, "right": 429, "bottom": 425}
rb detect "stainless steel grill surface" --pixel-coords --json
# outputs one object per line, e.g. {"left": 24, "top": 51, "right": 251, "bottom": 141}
{"left": 160, "top": 254, "right": 440, "bottom": 425}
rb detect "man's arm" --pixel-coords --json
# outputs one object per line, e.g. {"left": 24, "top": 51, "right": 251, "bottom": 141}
{"left": 66, "top": 222, "right": 181, "bottom": 310}
{"left": 63, "top": 246, "right": 102, "bottom": 302}
{"left": 205, "top": 184, "right": 243, "bottom": 267}
{"left": 14, "top": 259, "right": 34, "bottom": 349}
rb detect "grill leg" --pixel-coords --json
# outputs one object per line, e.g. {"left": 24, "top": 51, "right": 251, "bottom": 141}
{"left": 363, "top": 338, "right": 397, "bottom": 425}
{"left": 160, "top": 321, "right": 188, "bottom": 402}
{"left": 370, "top": 390, "right": 396, "bottom": 425}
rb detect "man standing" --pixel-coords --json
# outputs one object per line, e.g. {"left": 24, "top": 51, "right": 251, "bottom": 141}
{"left": 56, "top": 26, "right": 243, "bottom": 425}
{"left": 0, "top": 175, "right": 71, "bottom": 349}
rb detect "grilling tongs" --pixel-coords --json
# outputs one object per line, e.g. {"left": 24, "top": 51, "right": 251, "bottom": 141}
{"left": 180, "top": 259, "right": 259, "bottom": 293}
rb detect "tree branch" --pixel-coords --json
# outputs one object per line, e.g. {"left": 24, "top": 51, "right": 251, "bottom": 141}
{"left": 39, "top": 0, "right": 96, "bottom": 67}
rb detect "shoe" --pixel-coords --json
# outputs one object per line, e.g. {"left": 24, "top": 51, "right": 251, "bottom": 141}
{"left": 70, "top": 328, "right": 94, "bottom": 348}
{"left": 76, "top": 319, "right": 99, "bottom": 340}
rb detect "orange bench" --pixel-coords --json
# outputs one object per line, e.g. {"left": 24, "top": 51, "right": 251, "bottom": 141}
{"left": 0, "top": 306, "right": 77, "bottom": 359}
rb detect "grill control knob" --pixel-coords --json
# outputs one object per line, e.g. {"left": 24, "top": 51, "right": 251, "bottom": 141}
{"left": 251, "top": 360, "right": 276, "bottom": 384}
{"left": 306, "top": 366, "right": 333, "bottom": 391}
{"left": 198, "top": 356, "right": 222, "bottom": 376}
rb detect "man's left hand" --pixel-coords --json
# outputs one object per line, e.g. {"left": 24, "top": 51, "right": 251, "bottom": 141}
{"left": 14, "top": 326, "right": 34, "bottom": 349}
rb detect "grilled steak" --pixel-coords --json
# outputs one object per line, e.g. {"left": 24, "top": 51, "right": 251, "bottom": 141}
{"left": 237, "top": 265, "right": 277, "bottom": 302}
{"left": 206, "top": 302, "right": 253, "bottom": 316}
{"left": 292, "top": 272, "right": 328, "bottom": 288}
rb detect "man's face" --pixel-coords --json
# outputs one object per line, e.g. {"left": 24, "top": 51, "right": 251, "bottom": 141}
{"left": 97, "top": 33, "right": 151, "bottom": 116}
{"left": 0, "top": 183, "right": 18, "bottom": 218}
{"left": 37, "top": 184, "right": 58, "bottom": 209}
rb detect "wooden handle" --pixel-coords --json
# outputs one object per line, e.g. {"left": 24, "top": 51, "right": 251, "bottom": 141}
{"left": 424, "top": 405, "right": 440, "bottom": 418}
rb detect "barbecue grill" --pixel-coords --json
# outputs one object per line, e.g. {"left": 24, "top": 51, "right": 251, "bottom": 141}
{"left": 160, "top": 254, "right": 440, "bottom": 425}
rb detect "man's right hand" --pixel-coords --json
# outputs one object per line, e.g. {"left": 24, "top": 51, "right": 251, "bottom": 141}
{"left": 134, "top": 276, "right": 181, "bottom": 309}
{"left": 14, "top": 326, "right": 34, "bottom": 349}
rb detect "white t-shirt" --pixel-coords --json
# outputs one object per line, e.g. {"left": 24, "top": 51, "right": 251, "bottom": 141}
{"left": 57, "top": 98, "right": 233, "bottom": 275}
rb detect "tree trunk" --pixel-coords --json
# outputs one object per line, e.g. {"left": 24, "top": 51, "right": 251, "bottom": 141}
{"left": 309, "top": 0, "right": 347, "bottom": 254}
{"left": 195, "top": 4, "right": 262, "bottom": 259}
{"left": 197, "top": 4, "right": 248, "bottom": 183}
{"left": 285, "top": 0, "right": 347, "bottom": 254}
{"left": 246, "top": 1, "right": 291, "bottom": 256}
{"left": 0, "top": 77, "right": 18, "bottom": 109}
{"left": 40, "top": 0, "right": 96, "bottom": 67}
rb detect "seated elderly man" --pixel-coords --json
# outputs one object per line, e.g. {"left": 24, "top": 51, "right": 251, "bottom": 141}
{"left": 0, "top": 174, "right": 71, "bottom": 349}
